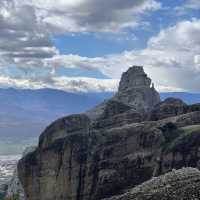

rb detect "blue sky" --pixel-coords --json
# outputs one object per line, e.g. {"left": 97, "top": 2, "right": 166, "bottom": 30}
{"left": 0, "top": 0, "right": 200, "bottom": 92}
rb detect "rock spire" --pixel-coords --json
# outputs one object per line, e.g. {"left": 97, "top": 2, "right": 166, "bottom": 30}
{"left": 114, "top": 66, "right": 160, "bottom": 111}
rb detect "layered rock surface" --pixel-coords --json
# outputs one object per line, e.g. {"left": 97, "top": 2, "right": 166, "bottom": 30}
{"left": 18, "top": 66, "right": 200, "bottom": 200}
{"left": 6, "top": 147, "right": 36, "bottom": 200}
{"left": 114, "top": 66, "right": 160, "bottom": 111}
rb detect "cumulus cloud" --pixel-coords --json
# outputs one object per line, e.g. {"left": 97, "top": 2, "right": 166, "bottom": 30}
{"left": 22, "top": 0, "right": 161, "bottom": 33}
{"left": 0, "top": 0, "right": 58, "bottom": 70}
{"left": 135, "top": 19, "right": 200, "bottom": 92}
{"left": 46, "top": 55, "right": 107, "bottom": 71}
{"left": 125, "top": 19, "right": 200, "bottom": 92}
{"left": 48, "top": 19, "right": 200, "bottom": 92}
{"left": 175, "top": 0, "right": 200, "bottom": 15}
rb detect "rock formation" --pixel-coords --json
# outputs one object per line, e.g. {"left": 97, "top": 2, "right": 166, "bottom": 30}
{"left": 150, "top": 97, "right": 188, "bottom": 120}
{"left": 17, "top": 66, "right": 200, "bottom": 200}
{"left": 114, "top": 66, "right": 160, "bottom": 111}
{"left": 86, "top": 66, "right": 160, "bottom": 120}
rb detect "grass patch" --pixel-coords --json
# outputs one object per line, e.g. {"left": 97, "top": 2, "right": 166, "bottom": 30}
{"left": 181, "top": 125, "right": 200, "bottom": 134}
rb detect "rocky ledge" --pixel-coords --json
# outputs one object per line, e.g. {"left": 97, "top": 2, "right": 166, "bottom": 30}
{"left": 17, "top": 66, "right": 200, "bottom": 200}
{"left": 104, "top": 167, "right": 200, "bottom": 200}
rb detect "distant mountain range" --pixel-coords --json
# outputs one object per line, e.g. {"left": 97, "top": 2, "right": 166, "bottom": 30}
{"left": 0, "top": 88, "right": 199, "bottom": 154}
{"left": 0, "top": 88, "right": 113, "bottom": 154}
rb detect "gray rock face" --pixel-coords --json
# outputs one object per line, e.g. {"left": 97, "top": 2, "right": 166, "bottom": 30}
{"left": 86, "top": 66, "right": 160, "bottom": 121}
{"left": 118, "top": 66, "right": 152, "bottom": 91}
{"left": 114, "top": 66, "right": 160, "bottom": 111}
{"left": 6, "top": 146, "right": 36, "bottom": 200}
{"left": 92, "top": 100, "right": 144, "bottom": 129}
{"left": 17, "top": 66, "right": 200, "bottom": 200}
{"left": 39, "top": 114, "right": 91, "bottom": 149}
{"left": 18, "top": 110, "right": 200, "bottom": 200}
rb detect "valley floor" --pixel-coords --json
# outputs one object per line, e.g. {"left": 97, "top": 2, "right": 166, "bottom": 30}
{"left": 0, "top": 155, "right": 21, "bottom": 192}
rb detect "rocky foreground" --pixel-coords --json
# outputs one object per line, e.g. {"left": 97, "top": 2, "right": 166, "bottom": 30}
{"left": 105, "top": 168, "right": 200, "bottom": 200}
{"left": 12, "top": 66, "right": 200, "bottom": 200}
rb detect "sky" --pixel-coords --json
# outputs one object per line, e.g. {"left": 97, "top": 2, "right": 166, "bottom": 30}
{"left": 0, "top": 0, "right": 200, "bottom": 93}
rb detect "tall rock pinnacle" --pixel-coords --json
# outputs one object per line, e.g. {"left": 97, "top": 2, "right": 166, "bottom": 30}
{"left": 118, "top": 66, "right": 151, "bottom": 91}
{"left": 114, "top": 66, "right": 160, "bottom": 111}
{"left": 86, "top": 66, "right": 160, "bottom": 120}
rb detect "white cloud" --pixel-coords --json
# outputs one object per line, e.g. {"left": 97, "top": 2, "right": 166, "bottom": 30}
{"left": 157, "top": 85, "right": 187, "bottom": 93}
{"left": 46, "top": 19, "right": 200, "bottom": 92}
{"left": 20, "top": 0, "right": 161, "bottom": 33}
{"left": 175, "top": 0, "right": 200, "bottom": 15}
{"left": 0, "top": 75, "right": 118, "bottom": 93}
{"left": 185, "top": 0, "right": 200, "bottom": 10}
{"left": 0, "top": 0, "right": 59, "bottom": 70}
{"left": 46, "top": 55, "right": 107, "bottom": 72}
{"left": 115, "top": 19, "right": 200, "bottom": 92}
{"left": 0, "top": 0, "right": 161, "bottom": 91}
{"left": 53, "top": 76, "right": 119, "bottom": 92}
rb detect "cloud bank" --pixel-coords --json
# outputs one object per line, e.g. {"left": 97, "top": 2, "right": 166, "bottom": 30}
{"left": 0, "top": 75, "right": 118, "bottom": 93}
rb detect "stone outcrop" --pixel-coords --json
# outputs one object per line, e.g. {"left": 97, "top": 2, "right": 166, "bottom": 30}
{"left": 92, "top": 100, "right": 144, "bottom": 129}
{"left": 17, "top": 66, "right": 200, "bottom": 200}
{"left": 104, "top": 168, "right": 200, "bottom": 200}
{"left": 86, "top": 66, "right": 160, "bottom": 120}
{"left": 114, "top": 66, "right": 160, "bottom": 111}
{"left": 150, "top": 97, "right": 188, "bottom": 120}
